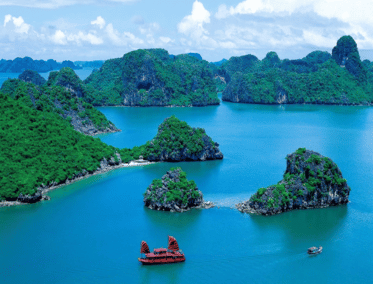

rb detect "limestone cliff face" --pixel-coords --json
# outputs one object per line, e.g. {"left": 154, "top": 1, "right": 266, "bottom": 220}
{"left": 142, "top": 116, "right": 223, "bottom": 162}
{"left": 143, "top": 168, "right": 203, "bottom": 212}
{"left": 1, "top": 69, "right": 119, "bottom": 136}
{"left": 46, "top": 68, "right": 119, "bottom": 135}
{"left": 236, "top": 149, "right": 350, "bottom": 216}
{"left": 221, "top": 72, "right": 290, "bottom": 104}
{"left": 84, "top": 49, "right": 219, "bottom": 107}
{"left": 18, "top": 70, "right": 46, "bottom": 86}
{"left": 332, "top": 35, "right": 367, "bottom": 81}
{"left": 47, "top": 67, "right": 86, "bottom": 98}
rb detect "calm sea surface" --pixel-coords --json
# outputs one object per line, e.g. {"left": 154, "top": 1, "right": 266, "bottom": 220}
{"left": 1, "top": 96, "right": 373, "bottom": 283}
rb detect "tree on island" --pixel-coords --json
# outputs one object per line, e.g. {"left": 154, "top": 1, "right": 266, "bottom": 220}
{"left": 143, "top": 167, "right": 203, "bottom": 212}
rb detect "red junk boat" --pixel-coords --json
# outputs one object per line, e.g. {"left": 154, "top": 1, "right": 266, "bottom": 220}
{"left": 138, "top": 236, "right": 185, "bottom": 265}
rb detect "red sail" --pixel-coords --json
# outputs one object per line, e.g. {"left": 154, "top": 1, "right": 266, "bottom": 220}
{"left": 168, "top": 236, "right": 179, "bottom": 251}
{"left": 141, "top": 241, "right": 150, "bottom": 253}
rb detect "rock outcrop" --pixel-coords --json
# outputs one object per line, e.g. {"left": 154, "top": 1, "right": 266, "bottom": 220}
{"left": 332, "top": 35, "right": 367, "bottom": 81}
{"left": 220, "top": 36, "right": 372, "bottom": 106}
{"left": 142, "top": 116, "right": 223, "bottom": 162}
{"left": 236, "top": 148, "right": 350, "bottom": 216}
{"left": 84, "top": 49, "right": 219, "bottom": 107}
{"left": 1, "top": 68, "right": 119, "bottom": 136}
{"left": 143, "top": 168, "right": 203, "bottom": 212}
{"left": 17, "top": 191, "right": 43, "bottom": 203}
{"left": 19, "top": 70, "right": 46, "bottom": 86}
{"left": 47, "top": 67, "right": 86, "bottom": 98}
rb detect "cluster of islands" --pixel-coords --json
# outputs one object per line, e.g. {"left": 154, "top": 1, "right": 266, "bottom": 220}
{"left": 0, "top": 35, "right": 361, "bottom": 215}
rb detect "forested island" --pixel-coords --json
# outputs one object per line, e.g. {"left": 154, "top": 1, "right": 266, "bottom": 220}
{"left": 143, "top": 167, "right": 205, "bottom": 212}
{"left": 218, "top": 36, "right": 373, "bottom": 105}
{"left": 1, "top": 68, "right": 118, "bottom": 135}
{"left": 236, "top": 148, "right": 350, "bottom": 215}
{"left": 0, "top": 57, "right": 81, "bottom": 73}
{"left": 83, "top": 49, "right": 219, "bottom": 107}
{"left": 0, "top": 94, "right": 222, "bottom": 205}
{"left": 5, "top": 35, "right": 373, "bottom": 108}
{"left": 1, "top": 34, "right": 368, "bottom": 208}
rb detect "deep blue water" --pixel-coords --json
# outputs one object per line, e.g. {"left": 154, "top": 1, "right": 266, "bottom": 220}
{"left": 0, "top": 68, "right": 93, "bottom": 87}
{"left": 1, "top": 101, "right": 373, "bottom": 283}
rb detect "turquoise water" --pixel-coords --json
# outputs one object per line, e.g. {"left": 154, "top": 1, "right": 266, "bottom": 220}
{"left": 1, "top": 101, "right": 373, "bottom": 283}
{"left": 0, "top": 68, "right": 93, "bottom": 87}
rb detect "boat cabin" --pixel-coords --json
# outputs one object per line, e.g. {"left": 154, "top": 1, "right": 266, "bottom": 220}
{"left": 138, "top": 236, "right": 186, "bottom": 265}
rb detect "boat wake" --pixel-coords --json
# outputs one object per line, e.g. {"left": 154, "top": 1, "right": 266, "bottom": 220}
{"left": 205, "top": 194, "right": 253, "bottom": 209}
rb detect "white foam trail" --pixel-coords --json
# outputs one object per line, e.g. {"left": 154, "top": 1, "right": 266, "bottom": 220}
{"left": 205, "top": 193, "right": 253, "bottom": 208}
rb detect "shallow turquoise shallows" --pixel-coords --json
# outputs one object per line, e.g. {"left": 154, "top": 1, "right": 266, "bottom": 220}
{"left": 1, "top": 99, "right": 373, "bottom": 283}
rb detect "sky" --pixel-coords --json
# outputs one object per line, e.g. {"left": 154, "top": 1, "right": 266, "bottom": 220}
{"left": 1, "top": 0, "right": 373, "bottom": 62}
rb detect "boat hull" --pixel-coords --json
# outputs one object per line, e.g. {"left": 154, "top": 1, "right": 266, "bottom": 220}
{"left": 138, "top": 257, "right": 185, "bottom": 265}
{"left": 307, "top": 247, "right": 323, "bottom": 255}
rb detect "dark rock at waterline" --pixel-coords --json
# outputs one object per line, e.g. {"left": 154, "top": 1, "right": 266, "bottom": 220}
{"left": 17, "top": 191, "right": 43, "bottom": 203}
{"left": 236, "top": 148, "right": 350, "bottom": 216}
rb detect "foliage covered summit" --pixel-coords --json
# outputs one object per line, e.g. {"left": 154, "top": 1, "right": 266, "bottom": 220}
{"left": 84, "top": 49, "right": 219, "bottom": 107}
{"left": 143, "top": 167, "right": 203, "bottom": 211}
{"left": 0, "top": 93, "right": 119, "bottom": 200}
{"left": 220, "top": 36, "right": 373, "bottom": 105}
{"left": 1, "top": 68, "right": 118, "bottom": 135}
{"left": 237, "top": 148, "right": 350, "bottom": 215}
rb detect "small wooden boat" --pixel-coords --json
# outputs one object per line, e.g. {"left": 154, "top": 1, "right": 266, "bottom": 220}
{"left": 308, "top": 246, "right": 323, "bottom": 255}
{"left": 138, "top": 236, "right": 185, "bottom": 265}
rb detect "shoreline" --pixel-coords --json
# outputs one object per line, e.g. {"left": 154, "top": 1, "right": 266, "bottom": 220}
{"left": 0, "top": 160, "right": 157, "bottom": 208}
{"left": 236, "top": 202, "right": 349, "bottom": 216}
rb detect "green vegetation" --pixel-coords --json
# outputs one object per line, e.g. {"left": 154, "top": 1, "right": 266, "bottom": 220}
{"left": 224, "top": 59, "right": 373, "bottom": 104}
{"left": 0, "top": 57, "right": 81, "bottom": 73}
{"left": 84, "top": 49, "right": 219, "bottom": 106}
{"left": 0, "top": 96, "right": 217, "bottom": 202}
{"left": 118, "top": 116, "right": 220, "bottom": 162}
{"left": 138, "top": 115, "right": 217, "bottom": 161}
{"left": 0, "top": 93, "right": 118, "bottom": 200}
{"left": 145, "top": 167, "right": 201, "bottom": 205}
{"left": 165, "top": 168, "right": 200, "bottom": 204}
{"left": 1, "top": 68, "right": 115, "bottom": 133}
{"left": 249, "top": 148, "right": 350, "bottom": 212}
{"left": 221, "top": 36, "right": 373, "bottom": 105}
{"left": 220, "top": 54, "right": 260, "bottom": 75}
{"left": 295, "top": 147, "right": 307, "bottom": 155}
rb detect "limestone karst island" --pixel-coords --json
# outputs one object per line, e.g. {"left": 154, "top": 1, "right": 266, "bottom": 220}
{"left": 1, "top": 0, "right": 372, "bottom": 282}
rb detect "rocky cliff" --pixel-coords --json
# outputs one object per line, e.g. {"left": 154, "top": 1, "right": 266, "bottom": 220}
{"left": 0, "top": 93, "right": 123, "bottom": 203}
{"left": 236, "top": 148, "right": 350, "bottom": 215}
{"left": 84, "top": 49, "right": 219, "bottom": 107}
{"left": 332, "top": 35, "right": 367, "bottom": 82}
{"left": 220, "top": 36, "right": 373, "bottom": 105}
{"left": 142, "top": 116, "right": 223, "bottom": 162}
{"left": 18, "top": 70, "right": 46, "bottom": 86}
{"left": 143, "top": 168, "right": 203, "bottom": 212}
{"left": 1, "top": 68, "right": 119, "bottom": 135}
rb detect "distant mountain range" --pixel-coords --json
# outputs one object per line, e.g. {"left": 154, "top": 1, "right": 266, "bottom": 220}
{"left": 0, "top": 57, "right": 81, "bottom": 73}
{"left": 74, "top": 60, "right": 105, "bottom": 68}
{"left": 2, "top": 35, "right": 373, "bottom": 107}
